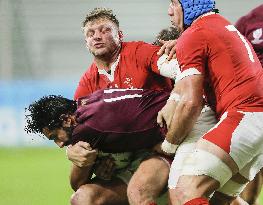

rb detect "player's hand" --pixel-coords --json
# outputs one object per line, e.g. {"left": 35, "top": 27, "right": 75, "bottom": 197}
{"left": 94, "top": 156, "right": 116, "bottom": 180}
{"left": 66, "top": 141, "right": 98, "bottom": 167}
{"left": 157, "top": 40, "right": 177, "bottom": 61}
{"left": 157, "top": 100, "right": 177, "bottom": 129}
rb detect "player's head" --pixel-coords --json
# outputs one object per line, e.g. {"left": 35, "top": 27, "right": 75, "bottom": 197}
{"left": 153, "top": 26, "right": 181, "bottom": 46}
{"left": 168, "top": 0, "right": 216, "bottom": 30}
{"left": 82, "top": 8, "right": 123, "bottom": 58}
{"left": 25, "top": 95, "right": 77, "bottom": 148}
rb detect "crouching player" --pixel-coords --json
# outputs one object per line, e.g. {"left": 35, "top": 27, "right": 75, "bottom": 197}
{"left": 25, "top": 88, "right": 217, "bottom": 205}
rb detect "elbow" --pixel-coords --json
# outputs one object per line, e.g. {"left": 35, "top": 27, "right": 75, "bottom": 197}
{"left": 70, "top": 177, "right": 89, "bottom": 192}
{"left": 70, "top": 180, "right": 86, "bottom": 191}
{"left": 70, "top": 179, "right": 81, "bottom": 192}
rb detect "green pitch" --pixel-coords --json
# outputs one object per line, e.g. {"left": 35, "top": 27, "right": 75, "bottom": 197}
{"left": 0, "top": 148, "right": 262, "bottom": 205}
{"left": 0, "top": 147, "right": 72, "bottom": 205}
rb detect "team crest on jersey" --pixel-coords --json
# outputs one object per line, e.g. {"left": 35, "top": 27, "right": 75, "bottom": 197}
{"left": 124, "top": 77, "right": 134, "bottom": 88}
{"left": 251, "top": 28, "right": 263, "bottom": 44}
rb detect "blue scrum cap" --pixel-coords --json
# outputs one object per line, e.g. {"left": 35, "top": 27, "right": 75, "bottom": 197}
{"left": 178, "top": 0, "right": 216, "bottom": 26}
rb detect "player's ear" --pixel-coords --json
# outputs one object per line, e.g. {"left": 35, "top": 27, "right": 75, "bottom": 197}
{"left": 61, "top": 114, "right": 77, "bottom": 128}
{"left": 60, "top": 114, "right": 71, "bottom": 127}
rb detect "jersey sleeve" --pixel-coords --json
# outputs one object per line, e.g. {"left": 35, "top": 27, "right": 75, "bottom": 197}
{"left": 74, "top": 72, "right": 94, "bottom": 100}
{"left": 135, "top": 42, "right": 179, "bottom": 80}
{"left": 175, "top": 29, "right": 207, "bottom": 81}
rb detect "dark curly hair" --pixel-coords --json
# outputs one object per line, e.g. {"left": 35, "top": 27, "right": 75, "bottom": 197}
{"left": 82, "top": 7, "right": 119, "bottom": 28}
{"left": 153, "top": 27, "right": 181, "bottom": 46}
{"left": 25, "top": 95, "right": 77, "bottom": 135}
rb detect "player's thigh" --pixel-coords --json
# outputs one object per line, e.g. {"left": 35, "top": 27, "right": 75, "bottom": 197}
{"left": 202, "top": 111, "right": 263, "bottom": 171}
{"left": 168, "top": 111, "right": 263, "bottom": 200}
{"left": 198, "top": 111, "right": 263, "bottom": 185}
{"left": 128, "top": 155, "right": 170, "bottom": 194}
{"left": 168, "top": 108, "right": 217, "bottom": 189}
{"left": 72, "top": 177, "right": 128, "bottom": 205}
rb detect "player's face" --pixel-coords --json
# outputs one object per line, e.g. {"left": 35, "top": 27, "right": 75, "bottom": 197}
{"left": 168, "top": 0, "right": 184, "bottom": 32}
{"left": 83, "top": 18, "right": 121, "bottom": 58}
{"left": 42, "top": 127, "right": 71, "bottom": 148}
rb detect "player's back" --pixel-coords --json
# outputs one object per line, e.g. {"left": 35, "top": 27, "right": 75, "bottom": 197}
{"left": 72, "top": 89, "right": 169, "bottom": 152}
{"left": 191, "top": 14, "right": 263, "bottom": 115}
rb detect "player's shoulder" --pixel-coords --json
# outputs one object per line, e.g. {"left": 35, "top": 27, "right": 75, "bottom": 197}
{"left": 236, "top": 5, "right": 263, "bottom": 26}
{"left": 79, "top": 62, "right": 97, "bottom": 79}
{"left": 177, "top": 24, "right": 206, "bottom": 46}
{"left": 247, "top": 4, "right": 263, "bottom": 19}
{"left": 181, "top": 14, "right": 229, "bottom": 41}
{"left": 122, "top": 41, "right": 147, "bottom": 47}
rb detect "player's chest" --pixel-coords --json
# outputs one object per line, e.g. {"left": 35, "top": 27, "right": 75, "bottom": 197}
{"left": 96, "top": 61, "right": 150, "bottom": 89}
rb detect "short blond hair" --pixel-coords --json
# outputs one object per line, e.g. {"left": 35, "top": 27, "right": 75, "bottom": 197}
{"left": 82, "top": 8, "right": 119, "bottom": 28}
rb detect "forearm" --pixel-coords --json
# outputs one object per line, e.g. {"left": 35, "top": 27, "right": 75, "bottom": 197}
{"left": 70, "top": 163, "right": 93, "bottom": 191}
{"left": 166, "top": 99, "right": 202, "bottom": 144}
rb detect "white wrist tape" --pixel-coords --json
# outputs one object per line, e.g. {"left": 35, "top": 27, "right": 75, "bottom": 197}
{"left": 161, "top": 139, "right": 178, "bottom": 154}
{"left": 168, "top": 92, "right": 181, "bottom": 102}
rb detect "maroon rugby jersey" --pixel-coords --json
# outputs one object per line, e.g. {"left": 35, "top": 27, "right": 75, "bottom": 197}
{"left": 71, "top": 89, "right": 169, "bottom": 153}
{"left": 235, "top": 4, "right": 263, "bottom": 66}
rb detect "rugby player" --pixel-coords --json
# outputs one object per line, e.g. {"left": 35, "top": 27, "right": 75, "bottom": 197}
{"left": 156, "top": 1, "right": 263, "bottom": 205}
{"left": 25, "top": 88, "right": 216, "bottom": 205}
{"left": 67, "top": 7, "right": 180, "bottom": 205}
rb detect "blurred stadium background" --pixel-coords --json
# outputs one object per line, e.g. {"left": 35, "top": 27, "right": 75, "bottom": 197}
{"left": 0, "top": 0, "right": 262, "bottom": 204}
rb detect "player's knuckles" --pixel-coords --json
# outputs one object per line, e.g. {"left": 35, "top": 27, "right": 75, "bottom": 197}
{"left": 158, "top": 46, "right": 165, "bottom": 55}
{"left": 81, "top": 149, "right": 92, "bottom": 156}
{"left": 165, "top": 47, "right": 171, "bottom": 55}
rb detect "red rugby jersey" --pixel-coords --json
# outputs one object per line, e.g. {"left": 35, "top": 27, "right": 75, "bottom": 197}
{"left": 176, "top": 13, "right": 263, "bottom": 117}
{"left": 71, "top": 89, "right": 169, "bottom": 153}
{"left": 74, "top": 41, "right": 173, "bottom": 100}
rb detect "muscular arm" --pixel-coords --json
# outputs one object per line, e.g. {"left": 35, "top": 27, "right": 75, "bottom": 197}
{"left": 67, "top": 142, "right": 98, "bottom": 191}
{"left": 70, "top": 164, "right": 94, "bottom": 191}
{"left": 159, "top": 75, "right": 204, "bottom": 145}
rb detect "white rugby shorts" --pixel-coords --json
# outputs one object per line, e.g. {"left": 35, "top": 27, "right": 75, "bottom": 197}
{"left": 169, "top": 110, "right": 263, "bottom": 196}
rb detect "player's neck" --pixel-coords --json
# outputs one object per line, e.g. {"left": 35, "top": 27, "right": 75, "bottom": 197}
{"left": 95, "top": 45, "right": 121, "bottom": 72}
